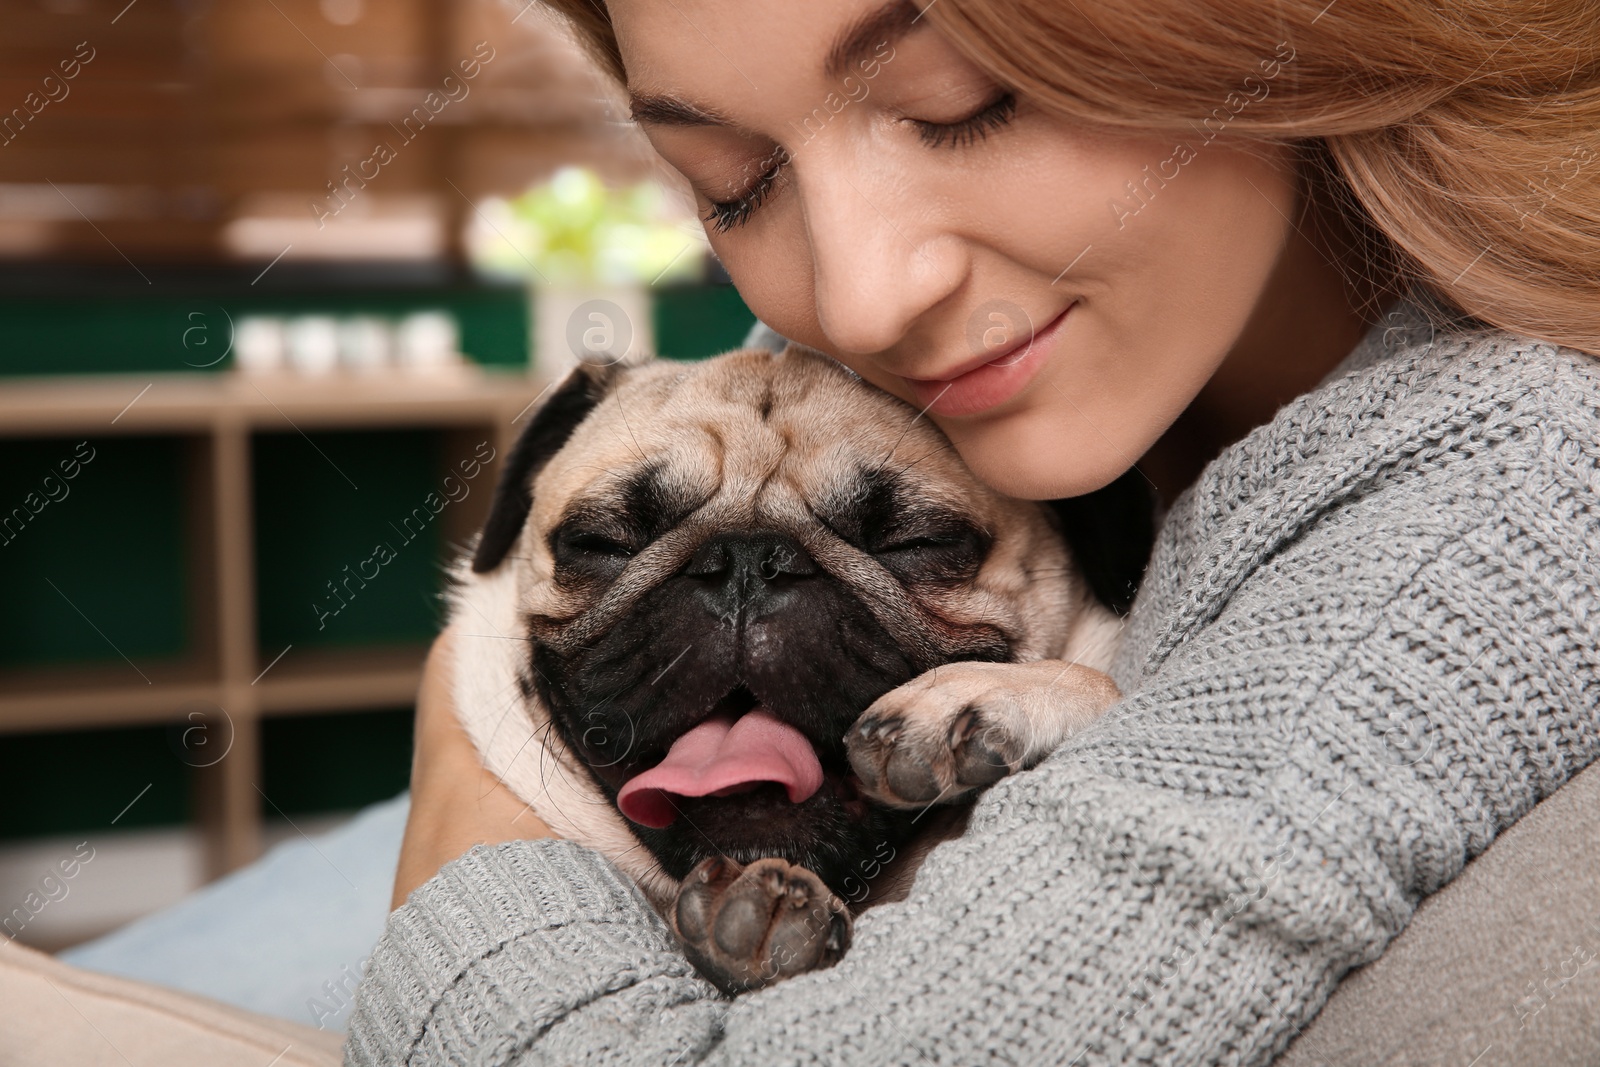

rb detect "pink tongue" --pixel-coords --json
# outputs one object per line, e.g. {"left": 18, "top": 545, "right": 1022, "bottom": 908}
{"left": 617, "top": 707, "right": 824, "bottom": 829}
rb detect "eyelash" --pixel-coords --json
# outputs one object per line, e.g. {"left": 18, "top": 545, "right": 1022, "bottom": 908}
{"left": 915, "top": 90, "right": 1018, "bottom": 149}
{"left": 705, "top": 147, "right": 790, "bottom": 233}
{"left": 702, "top": 90, "right": 1019, "bottom": 233}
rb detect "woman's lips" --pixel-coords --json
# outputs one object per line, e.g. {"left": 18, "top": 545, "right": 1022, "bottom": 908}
{"left": 904, "top": 303, "right": 1073, "bottom": 418}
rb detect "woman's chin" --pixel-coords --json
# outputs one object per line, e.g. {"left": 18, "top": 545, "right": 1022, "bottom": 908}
{"left": 944, "top": 421, "right": 1142, "bottom": 501}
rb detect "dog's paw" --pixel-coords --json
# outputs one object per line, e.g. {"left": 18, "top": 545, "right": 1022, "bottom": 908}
{"left": 845, "top": 660, "right": 1121, "bottom": 809}
{"left": 671, "top": 856, "right": 851, "bottom": 995}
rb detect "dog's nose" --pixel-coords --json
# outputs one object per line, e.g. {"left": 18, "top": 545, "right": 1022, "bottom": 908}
{"left": 684, "top": 531, "right": 817, "bottom": 621}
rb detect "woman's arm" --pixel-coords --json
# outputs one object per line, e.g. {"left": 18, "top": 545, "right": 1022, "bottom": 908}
{"left": 347, "top": 375, "right": 1600, "bottom": 1066}
{"left": 389, "top": 630, "right": 554, "bottom": 910}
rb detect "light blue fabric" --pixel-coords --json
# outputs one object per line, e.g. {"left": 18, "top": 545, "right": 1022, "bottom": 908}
{"left": 60, "top": 790, "right": 410, "bottom": 1033}
{"left": 740, "top": 319, "right": 865, "bottom": 382}
{"left": 741, "top": 318, "right": 791, "bottom": 352}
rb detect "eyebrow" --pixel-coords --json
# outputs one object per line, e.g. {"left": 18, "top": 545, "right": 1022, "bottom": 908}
{"left": 626, "top": 93, "right": 731, "bottom": 128}
{"left": 825, "top": 0, "right": 922, "bottom": 80}
{"left": 626, "top": 0, "right": 926, "bottom": 129}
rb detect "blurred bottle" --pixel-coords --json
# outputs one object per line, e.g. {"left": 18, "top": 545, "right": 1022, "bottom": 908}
{"left": 339, "top": 316, "right": 393, "bottom": 373}
{"left": 234, "top": 316, "right": 287, "bottom": 373}
{"left": 396, "top": 311, "right": 461, "bottom": 372}
{"left": 285, "top": 315, "right": 341, "bottom": 375}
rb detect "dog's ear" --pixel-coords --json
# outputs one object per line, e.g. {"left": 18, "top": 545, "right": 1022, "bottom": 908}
{"left": 1044, "top": 467, "right": 1161, "bottom": 617}
{"left": 471, "top": 362, "right": 621, "bottom": 574}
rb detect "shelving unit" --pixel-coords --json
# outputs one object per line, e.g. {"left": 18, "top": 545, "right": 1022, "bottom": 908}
{"left": 0, "top": 0, "right": 762, "bottom": 907}
{"left": 0, "top": 368, "right": 548, "bottom": 876}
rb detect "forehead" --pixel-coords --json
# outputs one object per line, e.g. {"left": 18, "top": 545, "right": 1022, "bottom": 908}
{"left": 532, "top": 350, "right": 975, "bottom": 520}
{"left": 609, "top": 0, "right": 922, "bottom": 110}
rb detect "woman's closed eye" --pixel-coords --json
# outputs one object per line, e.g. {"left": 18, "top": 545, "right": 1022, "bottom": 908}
{"left": 913, "top": 89, "right": 1017, "bottom": 149}
{"left": 702, "top": 89, "right": 1019, "bottom": 233}
{"left": 704, "top": 147, "right": 791, "bottom": 233}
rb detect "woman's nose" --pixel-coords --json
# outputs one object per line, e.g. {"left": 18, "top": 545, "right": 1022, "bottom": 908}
{"left": 797, "top": 153, "right": 969, "bottom": 358}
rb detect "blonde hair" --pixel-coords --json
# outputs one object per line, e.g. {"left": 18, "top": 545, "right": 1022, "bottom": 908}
{"left": 542, "top": 0, "right": 1600, "bottom": 356}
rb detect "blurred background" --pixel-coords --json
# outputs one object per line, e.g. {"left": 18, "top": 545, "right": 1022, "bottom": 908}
{"left": 0, "top": 0, "right": 757, "bottom": 955}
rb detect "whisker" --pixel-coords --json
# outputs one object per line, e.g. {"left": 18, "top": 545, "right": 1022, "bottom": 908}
{"left": 610, "top": 391, "right": 649, "bottom": 465}
{"left": 890, "top": 439, "right": 955, "bottom": 480}
{"left": 877, "top": 383, "right": 951, "bottom": 467}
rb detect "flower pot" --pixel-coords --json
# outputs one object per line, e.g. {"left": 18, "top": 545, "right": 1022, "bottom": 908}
{"left": 532, "top": 283, "right": 653, "bottom": 381}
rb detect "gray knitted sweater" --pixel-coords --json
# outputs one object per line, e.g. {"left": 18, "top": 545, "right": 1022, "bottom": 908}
{"left": 345, "top": 296, "right": 1600, "bottom": 1066}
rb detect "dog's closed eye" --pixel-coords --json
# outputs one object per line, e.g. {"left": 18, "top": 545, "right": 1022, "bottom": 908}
{"left": 558, "top": 528, "right": 635, "bottom": 558}
{"left": 871, "top": 522, "right": 990, "bottom": 585}
{"left": 553, "top": 524, "right": 637, "bottom": 580}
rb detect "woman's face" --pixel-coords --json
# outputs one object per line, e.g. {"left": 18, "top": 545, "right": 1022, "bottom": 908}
{"left": 610, "top": 0, "right": 1304, "bottom": 499}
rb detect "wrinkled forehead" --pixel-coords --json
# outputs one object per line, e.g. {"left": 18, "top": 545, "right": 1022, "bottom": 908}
{"left": 530, "top": 352, "right": 975, "bottom": 530}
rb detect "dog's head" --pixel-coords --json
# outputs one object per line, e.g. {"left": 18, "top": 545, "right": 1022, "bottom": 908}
{"left": 463, "top": 346, "right": 1097, "bottom": 897}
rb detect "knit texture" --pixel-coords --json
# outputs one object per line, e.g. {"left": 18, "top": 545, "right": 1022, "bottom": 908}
{"left": 345, "top": 296, "right": 1600, "bottom": 1066}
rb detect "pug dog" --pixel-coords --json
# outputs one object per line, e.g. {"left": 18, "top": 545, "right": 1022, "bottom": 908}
{"left": 447, "top": 344, "right": 1156, "bottom": 994}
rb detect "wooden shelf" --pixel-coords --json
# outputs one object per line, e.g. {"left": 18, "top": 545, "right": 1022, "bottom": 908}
{"left": 0, "top": 681, "right": 225, "bottom": 735}
{"left": 0, "top": 645, "right": 433, "bottom": 732}
{"left": 254, "top": 643, "right": 434, "bottom": 715}
{"left": 0, "top": 366, "right": 548, "bottom": 876}
{"left": 0, "top": 0, "right": 645, "bottom": 265}
{"left": 0, "top": 366, "right": 547, "bottom": 435}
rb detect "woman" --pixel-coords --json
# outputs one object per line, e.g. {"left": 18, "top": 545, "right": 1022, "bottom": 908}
{"left": 349, "top": 0, "right": 1600, "bottom": 1063}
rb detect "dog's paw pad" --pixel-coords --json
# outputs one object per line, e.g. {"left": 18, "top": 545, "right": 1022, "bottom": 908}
{"left": 884, "top": 745, "right": 942, "bottom": 803}
{"left": 671, "top": 857, "right": 850, "bottom": 995}
{"left": 948, "top": 706, "right": 1017, "bottom": 788}
{"left": 847, "top": 701, "right": 1023, "bottom": 808}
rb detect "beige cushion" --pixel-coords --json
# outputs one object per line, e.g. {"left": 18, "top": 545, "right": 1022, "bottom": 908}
{"left": 0, "top": 938, "right": 345, "bottom": 1067}
{"left": 1278, "top": 759, "right": 1600, "bottom": 1066}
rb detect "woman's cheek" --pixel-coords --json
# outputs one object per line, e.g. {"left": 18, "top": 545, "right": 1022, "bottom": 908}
{"left": 716, "top": 230, "right": 830, "bottom": 353}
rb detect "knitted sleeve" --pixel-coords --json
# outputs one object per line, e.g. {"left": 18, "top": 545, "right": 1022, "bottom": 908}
{"left": 344, "top": 351, "right": 1600, "bottom": 1067}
